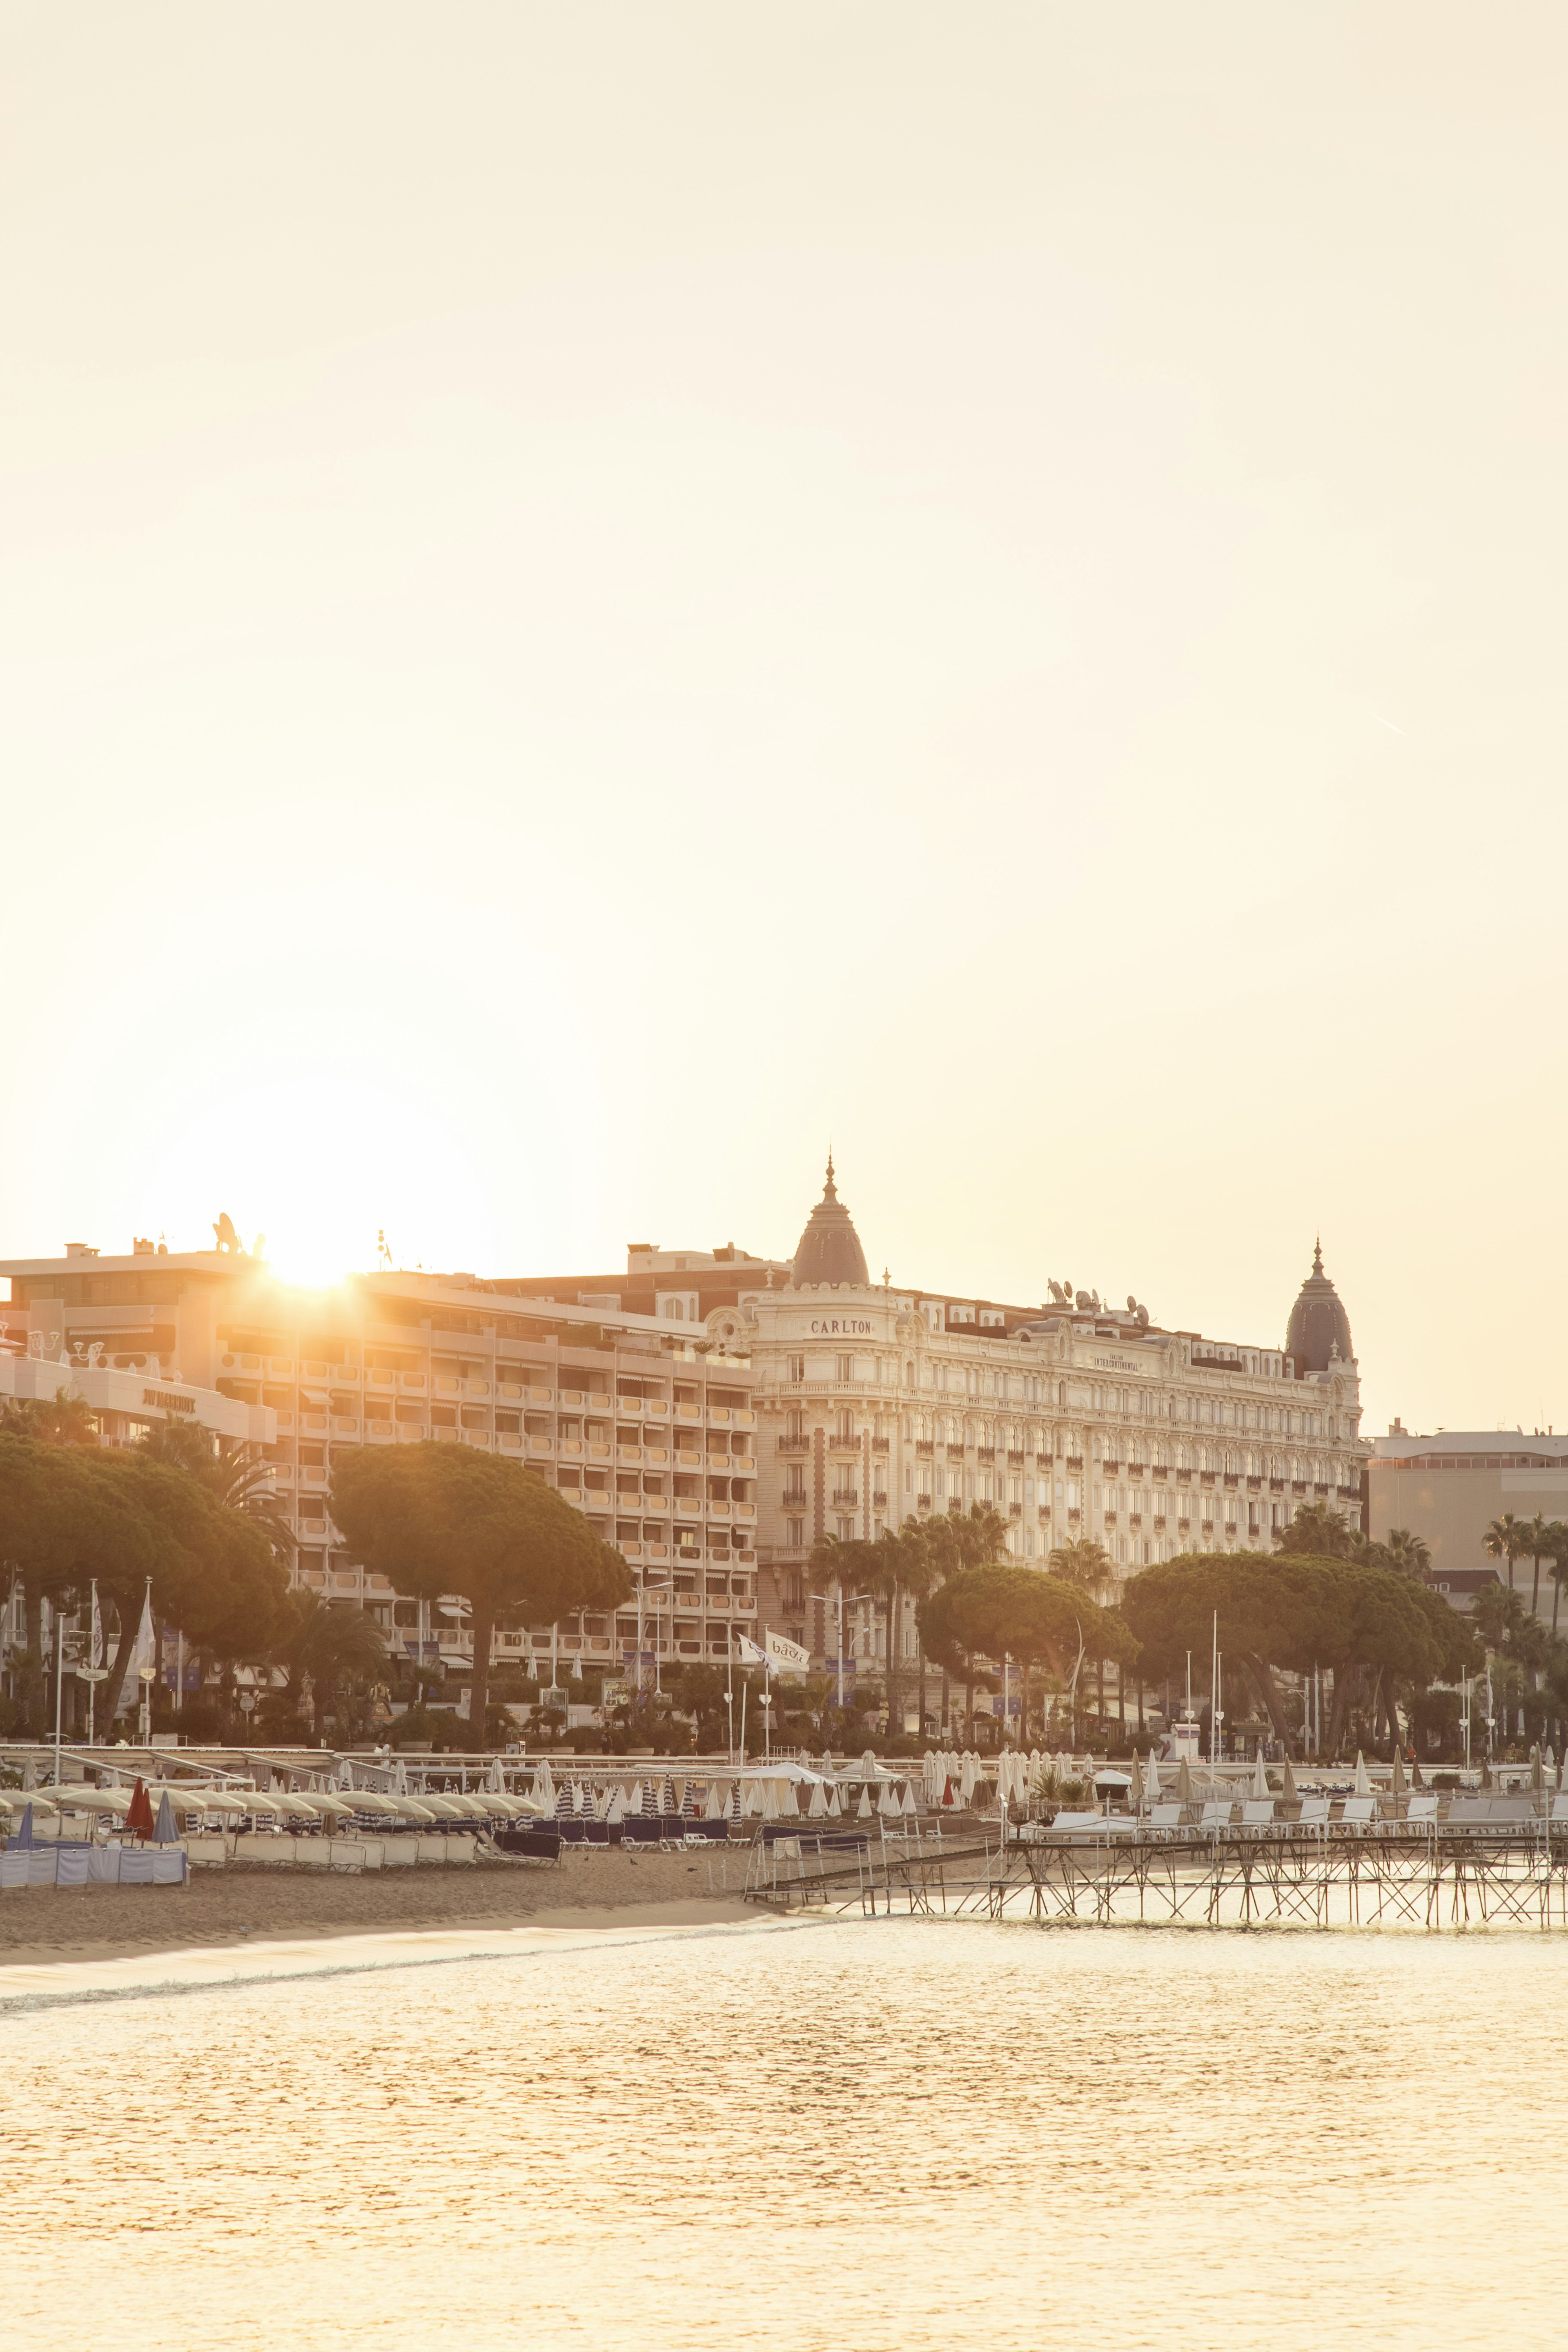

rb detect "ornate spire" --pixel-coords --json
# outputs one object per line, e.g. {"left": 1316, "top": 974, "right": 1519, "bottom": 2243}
{"left": 1312, "top": 1234, "right": 1323, "bottom": 1276}
{"left": 790, "top": 1157, "right": 869, "bottom": 1289}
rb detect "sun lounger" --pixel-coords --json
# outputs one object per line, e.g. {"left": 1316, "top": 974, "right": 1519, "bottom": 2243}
{"left": 1295, "top": 1796, "right": 1330, "bottom": 1833}
{"left": 1404, "top": 1795, "right": 1438, "bottom": 1826}
{"left": 1047, "top": 1810, "right": 1105, "bottom": 1837}
{"left": 1147, "top": 1803, "right": 1185, "bottom": 1836}
{"left": 1241, "top": 1800, "right": 1276, "bottom": 1833}
{"left": 1199, "top": 1800, "right": 1234, "bottom": 1831}
{"left": 1338, "top": 1796, "right": 1377, "bottom": 1831}
{"left": 1551, "top": 1794, "right": 1568, "bottom": 1826}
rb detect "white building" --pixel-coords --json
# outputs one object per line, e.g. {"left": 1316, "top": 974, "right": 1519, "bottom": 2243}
{"left": 700, "top": 1168, "right": 1368, "bottom": 1680}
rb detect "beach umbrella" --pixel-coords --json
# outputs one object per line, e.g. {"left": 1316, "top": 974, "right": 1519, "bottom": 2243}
{"left": 704, "top": 1782, "right": 724, "bottom": 1821}
{"left": 1145, "top": 1751, "right": 1163, "bottom": 1800}
{"left": 1480, "top": 1759, "right": 1494, "bottom": 1791}
{"left": 901, "top": 1781, "right": 919, "bottom": 1817}
{"left": 940, "top": 1775, "right": 956, "bottom": 1808}
{"left": 1176, "top": 1760, "right": 1194, "bottom": 1807}
{"left": 1281, "top": 1755, "right": 1298, "bottom": 1802}
{"left": 643, "top": 1778, "right": 660, "bottom": 1817}
{"left": 1531, "top": 1744, "right": 1544, "bottom": 1794}
{"left": 808, "top": 1779, "right": 828, "bottom": 1818}
{"left": 1392, "top": 1749, "right": 1407, "bottom": 1797}
{"left": 14, "top": 1804, "right": 34, "bottom": 1849}
{"left": 761, "top": 1779, "right": 780, "bottom": 1822}
{"left": 1252, "top": 1751, "right": 1270, "bottom": 1799}
{"left": 960, "top": 1754, "right": 978, "bottom": 1804}
{"left": 855, "top": 1786, "right": 872, "bottom": 1820}
{"left": 680, "top": 1780, "right": 699, "bottom": 1820}
{"left": 485, "top": 1757, "right": 505, "bottom": 1795}
{"left": 1354, "top": 1752, "right": 1372, "bottom": 1796}
{"left": 152, "top": 1792, "right": 179, "bottom": 1844}
{"left": 532, "top": 1759, "right": 555, "bottom": 1811}
{"left": 1410, "top": 1758, "right": 1425, "bottom": 1791}
{"left": 1127, "top": 1753, "right": 1144, "bottom": 1813}
{"left": 606, "top": 1787, "right": 625, "bottom": 1824}
{"left": 826, "top": 1786, "right": 842, "bottom": 1818}
{"left": 878, "top": 1782, "right": 900, "bottom": 1820}
{"left": 729, "top": 1779, "right": 743, "bottom": 1822}
{"left": 127, "top": 1778, "right": 156, "bottom": 1841}
{"left": 661, "top": 1775, "right": 677, "bottom": 1817}
{"left": 554, "top": 1781, "right": 573, "bottom": 1818}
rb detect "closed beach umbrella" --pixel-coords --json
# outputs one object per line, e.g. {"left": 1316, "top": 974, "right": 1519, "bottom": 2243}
{"left": 901, "top": 1780, "right": 918, "bottom": 1817}
{"left": 808, "top": 1779, "right": 829, "bottom": 1818}
{"left": 1480, "top": 1759, "right": 1494, "bottom": 1791}
{"left": 1145, "top": 1752, "right": 1163, "bottom": 1800}
{"left": 1392, "top": 1749, "right": 1407, "bottom": 1798}
{"left": 941, "top": 1775, "right": 956, "bottom": 1809}
{"left": 1354, "top": 1752, "right": 1372, "bottom": 1796}
{"left": 642, "top": 1779, "right": 659, "bottom": 1818}
{"left": 704, "top": 1782, "right": 723, "bottom": 1821}
{"left": 680, "top": 1780, "right": 699, "bottom": 1820}
{"left": 127, "top": 1779, "right": 156, "bottom": 1841}
{"left": 606, "top": 1787, "right": 626, "bottom": 1824}
{"left": 1282, "top": 1755, "right": 1298, "bottom": 1802}
{"left": 1530, "top": 1744, "right": 1544, "bottom": 1794}
{"left": 960, "top": 1754, "right": 978, "bottom": 1804}
{"left": 1252, "top": 1751, "right": 1270, "bottom": 1799}
{"left": 826, "top": 1786, "right": 842, "bottom": 1818}
{"left": 855, "top": 1786, "right": 872, "bottom": 1820}
{"left": 15, "top": 1804, "right": 35, "bottom": 1849}
{"left": 1176, "top": 1760, "right": 1194, "bottom": 1807}
{"left": 730, "top": 1780, "right": 744, "bottom": 1822}
{"left": 878, "top": 1782, "right": 900, "bottom": 1820}
{"left": 152, "top": 1792, "right": 179, "bottom": 1844}
{"left": 533, "top": 1760, "right": 555, "bottom": 1812}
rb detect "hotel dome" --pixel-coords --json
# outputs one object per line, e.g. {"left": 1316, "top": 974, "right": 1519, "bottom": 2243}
{"left": 791, "top": 1158, "right": 870, "bottom": 1289}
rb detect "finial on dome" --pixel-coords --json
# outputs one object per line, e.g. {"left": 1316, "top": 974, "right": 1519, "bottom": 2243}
{"left": 822, "top": 1149, "right": 839, "bottom": 1203}
{"left": 1312, "top": 1234, "right": 1323, "bottom": 1276}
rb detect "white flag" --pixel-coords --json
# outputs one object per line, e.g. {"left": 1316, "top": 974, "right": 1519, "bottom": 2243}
{"left": 89, "top": 1580, "right": 102, "bottom": 1673}
{"left": 128, "top": 1583, "right": 157, "bottom": 1679}
{"left": 764, "top": 1630, "right": 810, "bottom": 1678}
{"left": 735, "top": 1634, "right": 768, "bottom": 1668}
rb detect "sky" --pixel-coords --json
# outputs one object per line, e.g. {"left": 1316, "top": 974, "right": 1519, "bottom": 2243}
{"left": 2, "top": 4, "right": 1565, "bottom": 1441}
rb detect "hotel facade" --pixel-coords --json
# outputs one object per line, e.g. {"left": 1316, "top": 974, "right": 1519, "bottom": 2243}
{"left": 521, "top": 1167, "right": 1370, "bottom": 1693}
{"left": 0, "top": 1243, "right": 758, "bottom": 1684}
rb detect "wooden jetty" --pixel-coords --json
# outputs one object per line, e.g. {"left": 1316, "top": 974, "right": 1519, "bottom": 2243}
{"left": 744, "top": 1814, "right": 1568, "bottom": 1931}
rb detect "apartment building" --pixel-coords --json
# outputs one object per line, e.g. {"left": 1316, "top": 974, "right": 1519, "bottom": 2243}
{"left": 0, "top": 1241, "right": 758, "bottom": 1681}
{"left": 1368, "top": 1424, "right": 1568, "bottom": 1613}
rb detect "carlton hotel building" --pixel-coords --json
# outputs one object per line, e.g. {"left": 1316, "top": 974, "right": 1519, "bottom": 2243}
{"left": 517, "top": 1165, "right": 1370, "bottom": 1684}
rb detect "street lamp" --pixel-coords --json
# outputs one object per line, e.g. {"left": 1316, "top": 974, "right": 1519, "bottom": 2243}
{"left": 835, "top": 1588, "right": 871, "bottom": 1712}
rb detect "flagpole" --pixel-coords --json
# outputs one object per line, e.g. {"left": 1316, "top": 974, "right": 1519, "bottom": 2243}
{"left": 53, "top": 1604, "right": 66, "bottom": 1787}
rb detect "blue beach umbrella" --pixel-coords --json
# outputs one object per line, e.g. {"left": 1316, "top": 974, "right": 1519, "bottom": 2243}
{"left": 15, "top": 1804, "right": 35, "bottom": 1849}
{"left": 153, "top": 1792, "right": 179, "bottom": 1845}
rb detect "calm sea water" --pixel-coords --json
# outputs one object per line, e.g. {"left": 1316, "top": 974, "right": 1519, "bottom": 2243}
{"left": 3, "top": 1915, "right": 1564, "bottom": 2350}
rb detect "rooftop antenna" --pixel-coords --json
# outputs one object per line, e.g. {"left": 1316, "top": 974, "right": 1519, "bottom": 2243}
{"left": 377, "top": 1228, "right": 395, "bottom": 1271}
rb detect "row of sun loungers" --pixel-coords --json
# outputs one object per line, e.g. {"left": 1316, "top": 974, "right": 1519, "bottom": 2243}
{"left": 1035, "top": 1791, "right": 1568, "bottom": 1840}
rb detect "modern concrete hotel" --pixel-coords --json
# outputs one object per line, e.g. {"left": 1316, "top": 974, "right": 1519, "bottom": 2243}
{"left": 0, "top": 1242, "right": 758, "bottom": 1682}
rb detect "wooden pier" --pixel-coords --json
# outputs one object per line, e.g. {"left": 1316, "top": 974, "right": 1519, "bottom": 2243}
{"left": 744, "top": 1817, "right": 1568, "bottom": 1931}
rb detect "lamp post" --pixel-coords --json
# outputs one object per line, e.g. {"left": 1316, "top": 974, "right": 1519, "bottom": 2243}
{"left": 835, "top": 1588, "right": 871, "bottom": 1711}
{"left": 637, "top": 1579, "right": 672, "bottom": 1698}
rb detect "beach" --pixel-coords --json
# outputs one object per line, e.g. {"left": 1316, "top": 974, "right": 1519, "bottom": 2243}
{"left": 0, "top": 1847, "right": 753, "bottom": 1967}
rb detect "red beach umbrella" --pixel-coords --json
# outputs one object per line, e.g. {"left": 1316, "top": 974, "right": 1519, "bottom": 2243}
{"left": 126, "top": 1778, "right": 156, "bottom": 1841}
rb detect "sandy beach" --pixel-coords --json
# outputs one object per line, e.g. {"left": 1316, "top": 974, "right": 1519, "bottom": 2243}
{"left": 0, "top": 1847, "right": 754, "bottom": 1967}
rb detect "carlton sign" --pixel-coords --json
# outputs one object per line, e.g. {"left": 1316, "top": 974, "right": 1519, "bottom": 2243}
{"left": 808, "top": 1317, "right": 875, "bottom": 1335}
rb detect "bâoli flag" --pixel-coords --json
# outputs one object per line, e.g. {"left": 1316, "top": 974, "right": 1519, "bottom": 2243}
{"left": 764, "top": 1630, "right": 810, "bottom": 1677}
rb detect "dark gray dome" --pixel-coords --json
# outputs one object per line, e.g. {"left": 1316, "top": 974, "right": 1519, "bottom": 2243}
{"left": 791, "top": 1158, "right": 869, "bottom": 1288}
{"left": 1285, "top": 1241, "right": 1353, "bottom": 1372}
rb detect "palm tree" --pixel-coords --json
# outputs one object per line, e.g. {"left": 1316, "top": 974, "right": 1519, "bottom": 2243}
{"left": 1521, "top": 1513, "right": 1553, "bottom": 1620}
{"left": 1047, "top": 1537, "right": 1115, "bottom": 1732}
{"left": 1047, "top": 1535, "right": 1114, "bottom": 1599}
{"left": 137, "top": 1420, "right": 295, "bottom": 1567}
{"left": 1382, "top": 1528, "right": 1432, "bottom": 1579}
{"left": 273, "top": 1589, "right": 389, "bottom": 1737}
{"left": 0, "top": 1391, "right": 98, "bottom": 1445}
{"left": 1484, "top": 1512, "right": 1526, "bottom": 1597}
{"left": 1547, "top": 1523, "right": 1568, "bottom": 1639}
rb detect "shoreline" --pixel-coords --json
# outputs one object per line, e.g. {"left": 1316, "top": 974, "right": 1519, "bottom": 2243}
{"left": 0, "top": 1851, "right": 755, "bottom": 1971}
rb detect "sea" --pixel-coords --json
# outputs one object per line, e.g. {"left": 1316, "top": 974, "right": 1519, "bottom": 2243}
{"left": 3, "top": 1914, "right": 1564, "bottom": 2350}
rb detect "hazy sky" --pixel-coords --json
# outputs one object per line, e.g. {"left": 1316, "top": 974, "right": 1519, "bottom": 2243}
{"left": 3, "top": 6, "right": 1564, "bottom": 1440}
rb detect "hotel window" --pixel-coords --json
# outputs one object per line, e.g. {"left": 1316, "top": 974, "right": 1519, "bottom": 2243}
{"left": 787, "top": 1519, "right": 804, "bottom": 1548}
{"left": 836, "top": 1354, "right": 852, "bottom": 1382}
{"left": 786, "top": 1355, "right": 804, "bottom": 1383}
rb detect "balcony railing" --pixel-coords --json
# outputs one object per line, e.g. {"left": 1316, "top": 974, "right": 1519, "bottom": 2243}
{"left": 946, "top": 1445, "right": 965, "bottom": 1463}
{"left": 976, "top": 1446, "right": 996, "bottom": 1464}
{"left": 916, "top": 1440, "right": 934, "bottom": 1457}
{"left": 831, "top": 1488, "right": 859, "bottom": 1507}
{"left": 777, "top": 1435, "right": 809, "bottom": 1455}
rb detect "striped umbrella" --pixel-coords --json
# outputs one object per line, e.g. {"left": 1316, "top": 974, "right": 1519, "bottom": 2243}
{"left": 680, "top": 1780, "right": 700, "bottom": 1820}
{"left": 661, "top": 1775, "right": 678, "bottom": 1817}
{"left": 729, "top": 1779, "right": 743, "bottom": 1822}
{"left": 642, "top": 1778, "right": 659, "bottom": 1818}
